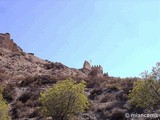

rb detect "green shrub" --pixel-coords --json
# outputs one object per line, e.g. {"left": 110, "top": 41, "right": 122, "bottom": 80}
{"left": 39, "top": 78, "right": 89, "bottom": 120}
{"left": 129, "top": 63, "right": 160, "bottom": 109}
{"left": 106, "top": 84, "right": 120, "bottom": 91}
{"left": 0, "top": 85, "right": 11, "bottom": 120}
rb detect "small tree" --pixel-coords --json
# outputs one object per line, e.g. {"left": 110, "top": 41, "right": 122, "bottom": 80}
{"left": 0, "top": 85, "right": 11, "bottom": 120}
{"left": 39, "top": 78, "right": 89, "bottom": 120}
{"left": 129, "top": 63, "right": 160, "bottom": 109}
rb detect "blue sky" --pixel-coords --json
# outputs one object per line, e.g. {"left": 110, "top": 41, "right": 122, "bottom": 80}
{"left": 0, "top": 0, "right": 160, "bottom": 77}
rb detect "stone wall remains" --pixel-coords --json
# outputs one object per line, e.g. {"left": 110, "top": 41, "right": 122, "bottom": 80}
{"left": 82, "top": 61, "right": 104, "bottom": 77}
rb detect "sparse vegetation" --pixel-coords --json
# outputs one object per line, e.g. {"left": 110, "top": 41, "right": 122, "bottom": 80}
{"left": 19, "top": 75, "right": 57, "bottom": 87}
{"left": 109, "top": 108, "right": 126, "bottom": 120}
{"left": 1, "top": 32, "right": 158, "bottom": 119}
{"left": 129, "top": 63, "right": 160, "bottom": 109}
{"left": 0, "top": 85, "right": 11, "bottom": 120}
{"left": 39, "top": 78, "right": 89, "bottom": 120}
{"left": 100, "top": 93, "right": 116, "bottom": 103}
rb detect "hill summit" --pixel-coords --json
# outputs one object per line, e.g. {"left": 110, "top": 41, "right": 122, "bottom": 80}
{"left": 0, "top": 33, "right": 108, "bottom": 84}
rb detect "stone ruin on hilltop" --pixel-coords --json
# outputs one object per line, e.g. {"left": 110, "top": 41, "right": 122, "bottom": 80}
{"left": 82, "top": 60, "right": 108, "bottom": 77}
{"left": 0, "top": 33, "right": 22, "bottom": 52}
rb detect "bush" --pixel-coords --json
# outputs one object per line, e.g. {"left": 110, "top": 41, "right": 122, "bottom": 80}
{"left": 39, "top": 78, "right": 89, "bottom": 120}
{"left": 100, "top": 93, "right": 116, "bottom": 103}
{"left": 3, "top": 84, "right": 14, "bottom": 102}
{"left": 109, "top": 108, "right": 126, "bottom": 120}
{"left": 106, "top": 84, "right": 120, "bottom": 91}
{"left": 129, "top": 63, "right": 160, "bottom": 109}
{"left": 89, "top": 88, "right": 103, "bottom": 100}
{"left": 0, "top": 85, "right": 11, "bottom": 120}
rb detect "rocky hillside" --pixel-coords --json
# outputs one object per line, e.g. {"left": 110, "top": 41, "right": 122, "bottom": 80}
{"left": 0, "top": 33, "right": 88, "bottom": 84}
{"left": 0, "top": 33, "right": 141, "bottom": 120}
